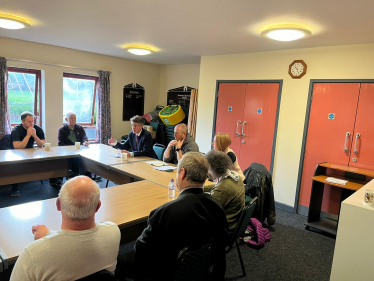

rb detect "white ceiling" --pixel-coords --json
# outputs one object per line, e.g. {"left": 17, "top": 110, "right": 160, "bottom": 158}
{"left": 1, "top": 0, "right": 374, "bottom": 65}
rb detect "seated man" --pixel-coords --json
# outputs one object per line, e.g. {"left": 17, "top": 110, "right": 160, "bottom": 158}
{"left": 10, "top": 176, "right": 121, "bottom": 281}
{"left": 9, "top": 111, "right": 46, "bottom": 196}
{"left": 116, "top": 152, "right": 229, "bottom": 281}
{"left": 205, "top": 150, "right": 245, "bottom": 230}
{"left": 50, "top": 111, "right": 91, "bottom": 187}
{"left": 108, "top": 115, "right": 157, "bottom": 159}
{"left": 163, "top": 123, "right": 199, "bottom": 164}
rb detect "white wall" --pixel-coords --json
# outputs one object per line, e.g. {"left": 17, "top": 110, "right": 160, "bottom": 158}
{"left": 1, "top": 37, "right": 160, "bottom": 145}
{"left": 196, "top": 43, "right": 374, "bottom": 208}
{"left": 159, "top": 64, "right": 200, "bottom": 105}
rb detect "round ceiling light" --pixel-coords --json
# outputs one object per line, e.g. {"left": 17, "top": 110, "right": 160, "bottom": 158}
{"left": 125, "top": 46, "right": 154, "bottom": 56}
{"left": 261, "top": 26, "right": 311, "bottom": 41}
{"left": 0, "top": 14, "right": 30, "bottom": 29}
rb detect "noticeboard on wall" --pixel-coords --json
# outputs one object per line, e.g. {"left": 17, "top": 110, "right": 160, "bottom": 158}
{"left": 123, "top": 83, "right": 144, "bottom": 121}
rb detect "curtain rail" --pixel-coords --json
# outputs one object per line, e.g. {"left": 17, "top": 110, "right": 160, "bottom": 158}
{"left": 7, "top": 58, "right": 101, "bottom": 73}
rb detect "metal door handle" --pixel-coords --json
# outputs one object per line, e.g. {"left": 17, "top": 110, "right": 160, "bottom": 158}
{"left": 354, "top": 133, "right": 360, "bottom": 154}
{"left": 344, "top": 132, "right": 351, "bottom": 152}
{"left": 236, "top": 121, "right": 241, "bottom": 136}
{"left": 241, "top": 121, "right": 247, "bottom": 137}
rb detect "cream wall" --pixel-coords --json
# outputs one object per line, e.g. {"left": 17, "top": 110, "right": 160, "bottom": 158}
{"left": 1, "top": 37, "right": 160, "bottom": 145}
{"left": 159, "top": 64, "right": 200, "bottom": 105}
{"left": 196, "top": 43, "right": 374, "bottom": 208}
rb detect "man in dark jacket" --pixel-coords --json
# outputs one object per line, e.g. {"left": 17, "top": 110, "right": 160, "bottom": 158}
{"left": 57, "top": 112, "right": 89, "bottom": 147}
{"left": 116, "top": 152, "right": 229, "bottom": 281}
{"left": 50, "top": 112, "right": 91, "bottom": 188}
{"left": 108, "top": 115, "right": 157, "bottom": 159}
{"left": 163, "top": 123, "right": 199, "bottom": 164}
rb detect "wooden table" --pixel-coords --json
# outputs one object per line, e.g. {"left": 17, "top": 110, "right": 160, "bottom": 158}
{"left": 0, "top": 181, "right": 178, "bottom": 269}
{"left": 0, "top": 147, "right": 78, "bottom": 185}
{"left": 111, "top": 161, "right": 212, "bottom": 188}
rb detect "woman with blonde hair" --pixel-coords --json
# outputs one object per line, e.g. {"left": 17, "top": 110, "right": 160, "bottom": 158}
{"left": 212, "top": 133, "right": 245, "bottom": 181}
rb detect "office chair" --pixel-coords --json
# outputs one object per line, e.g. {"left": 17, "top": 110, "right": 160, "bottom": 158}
{"left": 153, "top": 143, "right": 166, "bottom": 160}
{"left": 174, "top": 243, "right": 214, "bottom": 281}
{"left": 226, "top": 197, "right": 257, "bottom": 277}
{"left": 76, "top": 269, "right": 117, "bottom": 281}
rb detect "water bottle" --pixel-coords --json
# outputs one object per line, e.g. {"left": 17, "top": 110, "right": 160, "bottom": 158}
{"left": 168, "top": 179, "right": 175, "bottom": 198}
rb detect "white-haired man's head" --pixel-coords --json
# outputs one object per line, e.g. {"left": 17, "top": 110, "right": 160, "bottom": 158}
{"left": 65, "top": 112, "right": 77, "bottom": 127}
{"left": 58, "top": 176, "right": 101, "bottom": 220}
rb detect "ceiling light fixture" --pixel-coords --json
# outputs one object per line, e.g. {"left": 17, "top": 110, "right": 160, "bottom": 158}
{"left": 261, "top": 25, "right": 311, "bottom": 41}
{"left": 0, "top": 14, "right": 30, "bottom": 29}
{"left": 125, "top": 46, "right": 154, "bottom": 55}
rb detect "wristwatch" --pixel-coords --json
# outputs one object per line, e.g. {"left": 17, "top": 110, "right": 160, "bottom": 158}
{"left": 176, "top": 148, "right": 181, "bottom": 152}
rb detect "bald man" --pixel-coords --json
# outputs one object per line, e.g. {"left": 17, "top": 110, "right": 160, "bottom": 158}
{"left": 163, "top": 123, "right": 199, "bottom": 164}
{"left": 10, "top": 176, "right": 121, "bottom": 281}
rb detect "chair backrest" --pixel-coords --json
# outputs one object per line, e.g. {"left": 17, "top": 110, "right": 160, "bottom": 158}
{"left": 0, "top": 134, "right": 11, "bottom": 150}
{"left": 76, "top": 269, "right": 118, "bottom": 281}
{"left": 227, "top": 197, "right": 258, "bottom": 250}
{"left": 153, "top": 143, "right": 166, "bottom": 160}
{"left": 174, "top": 243, "right": 214, "bottom": 281}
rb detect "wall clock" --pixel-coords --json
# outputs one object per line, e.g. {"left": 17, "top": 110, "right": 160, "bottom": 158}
{"left": 288, "top": 60, "right": 307, "bottom": 79}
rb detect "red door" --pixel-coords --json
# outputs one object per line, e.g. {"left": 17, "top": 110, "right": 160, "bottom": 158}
{"left": 215, "top": 83, "right": 246, "bottom": 154}
{"left": 349, "top": 83, "right": 374, "bottom": 170}
{"left": 239, "top": 83, "right": 279, "bottom": 171}
{"left": 299, "top": 83, "right": 360, "bottom": 215}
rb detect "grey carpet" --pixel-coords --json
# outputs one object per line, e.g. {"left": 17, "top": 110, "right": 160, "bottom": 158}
{"left": 0, "top": 180, "right": 336, "bottom": 281}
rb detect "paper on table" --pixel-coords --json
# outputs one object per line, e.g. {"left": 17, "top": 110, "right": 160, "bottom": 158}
{"left": 153, "top": 165, "right": 177, "bottom": 171}
{"left": 110, "top": 154, "right": 121, "bottom": 158}
{"left": 325, "top": 177, "right": 348, "bottom": 185}
{"left": 146, "top": 161, "right": 167, "bottom": 167}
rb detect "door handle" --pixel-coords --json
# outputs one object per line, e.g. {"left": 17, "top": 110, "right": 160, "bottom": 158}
{"left": 344, "top": 132, "right": 351, "bottom": 152}
{"left": 353, "top": 133, "right": 360, "bottom": 154}
{"left": 241, "top": 121, "right": 247, "bottom": 137}
{"left": 236, "top": 121, "right": 242, "bottom": 136}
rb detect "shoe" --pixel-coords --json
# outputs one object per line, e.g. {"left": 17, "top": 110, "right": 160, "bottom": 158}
{"left": 11, "top": 190, "right": 20, "bottom": 197}
{"left": 51, "top": 182, "right": 62, "bottom": 189}
{"left": 93, "top": 176, "right": 102, "bottom": 182}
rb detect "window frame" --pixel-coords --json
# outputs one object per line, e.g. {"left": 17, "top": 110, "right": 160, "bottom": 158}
{"left": 7, "top": 67, "right": 42, "bottom": 127}
{"left": 63, "top": 73, "right": 99, "bottom": 126}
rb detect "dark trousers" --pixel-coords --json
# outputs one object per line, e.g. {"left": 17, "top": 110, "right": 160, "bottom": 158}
{"left": 115, "top": 248, "right": 226, "bottom": 281}
{"left": 12, "top": 184, "right": 18, "bottom": 192}
{"left": 49, "top": 158, "right": 91, "bottom": 185}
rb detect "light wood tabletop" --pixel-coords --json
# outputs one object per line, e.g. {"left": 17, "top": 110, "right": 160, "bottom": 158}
{"left": 0, "top": 146, "right": 78, "bottom": 165}
{"left": 0, "top": 181, "right": 177, "bottom": 264}
{"left": 76, "top": 144, "right": 152, "bottom": 166}
{"left": 111, "top": 161, "right": 212, "bottom": 187}
{"left": 0, "top": 147, "right": 78, "bottom": 185}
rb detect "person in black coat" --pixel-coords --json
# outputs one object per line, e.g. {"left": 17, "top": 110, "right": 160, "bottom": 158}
{"left": 115, "top": 152, "right": 229, "bottom": 281}
{"left": 108, "top": 115, "right": 157, "bottom": 159}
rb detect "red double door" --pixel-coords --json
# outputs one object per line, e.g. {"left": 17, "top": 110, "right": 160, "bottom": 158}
{"left": 215, "top": 83, "right": 280, "bottom": 171}
{"left": 299, "top": 83, "right": 374, "bottom": 214}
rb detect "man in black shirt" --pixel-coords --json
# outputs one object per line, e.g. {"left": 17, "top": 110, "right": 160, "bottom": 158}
{"left": 9, "top": 111, "right": 46, "bottom": 196}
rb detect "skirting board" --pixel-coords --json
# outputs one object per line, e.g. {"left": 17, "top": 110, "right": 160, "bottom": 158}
{"left": 298, "top": 204, "right": 339, "bottom": 221}
{"left": 275, "top": 201, "right": 294, "bottom": 213}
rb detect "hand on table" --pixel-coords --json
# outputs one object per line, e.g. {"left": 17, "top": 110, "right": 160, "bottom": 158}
{"left": 83, "top": 141, "right": 89, "bottom": 146}
{"left": 32, "top": 224, "right": 50, "bottom": 240}
{"left": 108, "top": 137, "right": 117, "bottom": 146}
{"left": 121, "top": 150, "right": 131, "bottom": 157}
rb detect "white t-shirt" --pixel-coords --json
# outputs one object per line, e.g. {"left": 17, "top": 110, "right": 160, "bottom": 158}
{"left": 10, "top": 221, "right": 120, "bottom": 281}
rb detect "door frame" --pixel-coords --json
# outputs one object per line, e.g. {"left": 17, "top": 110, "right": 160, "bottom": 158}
{"left": 212, "top": 80, "right": 283, "bottom": 175}
{"left": 294, "top": 79, "right": 374, "bottom": 213}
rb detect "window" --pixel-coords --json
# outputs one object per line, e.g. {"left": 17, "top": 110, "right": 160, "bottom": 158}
{"left": 63, "top": 73, "right": 98, "bottom": 140}
{"left": 7, "top": 68, "right": 42, "bottom": 126}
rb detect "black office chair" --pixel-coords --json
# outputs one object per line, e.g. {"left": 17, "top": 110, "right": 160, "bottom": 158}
{"left": 226, "top": 197, "right": 257, "bottom": 277}
{"left": 0, "top": 134, "right": 11, "bottom": 150}
{"left": 76, "top": 269, "right": 118, "bottom": 281}
{"left": 174, "top": 242, "right": 214, "bottom": 281}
